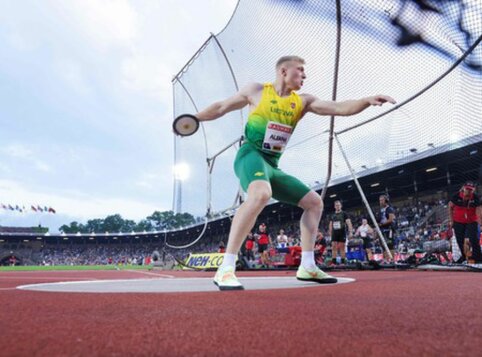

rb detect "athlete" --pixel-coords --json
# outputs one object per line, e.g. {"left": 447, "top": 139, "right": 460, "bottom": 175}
{"left": 328, "top": 200, "right": 353, "bottom": 265}
{"left": 194, "top": 56, "right": 395, "bottom": 290}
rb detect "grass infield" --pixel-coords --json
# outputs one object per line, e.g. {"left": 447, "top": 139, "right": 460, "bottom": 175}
{"left": 0, "top": 264, "right": 148, "bottom": 272}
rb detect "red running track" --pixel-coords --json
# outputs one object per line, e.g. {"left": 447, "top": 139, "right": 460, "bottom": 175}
{"left": 0, "top": 269, "right": 481, "bottom": 356}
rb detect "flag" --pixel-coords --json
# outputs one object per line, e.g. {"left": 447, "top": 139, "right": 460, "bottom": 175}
{"left": 8, "top": 204, "right": 15, "bottom": 210}
{"left": 44, "top": 206, "right": 48, "bottom": 212}
{"left": 1, "top": 204, "right": 6, "bottom": 209}
{"left": 31, "top": 205, "right": 37, "bottom": 212}
{"left": 48, "top": 207, "right": 56, "bottom": 214}
{"left": 37, "top": 205, "right": 43, "bottom": 212}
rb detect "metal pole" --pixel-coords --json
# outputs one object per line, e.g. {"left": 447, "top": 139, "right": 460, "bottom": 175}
{"left": 321, "top": 0, "right": 342, "bottom": 201}
{"left": 334, "top": 134, "right": 393, "bottom": 260}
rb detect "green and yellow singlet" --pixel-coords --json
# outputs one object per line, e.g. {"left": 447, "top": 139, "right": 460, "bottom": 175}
{"left": 244, "top": 83, "right": 303, "bottom": 165}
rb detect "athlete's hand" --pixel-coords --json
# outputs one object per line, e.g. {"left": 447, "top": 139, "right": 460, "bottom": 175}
{"left": 367, "top": 95, "right": 396, "bottom": 106}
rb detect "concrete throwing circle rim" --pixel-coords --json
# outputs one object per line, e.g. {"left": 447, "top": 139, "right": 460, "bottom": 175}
{"left": 17, "top": 276, "right": 355, "bottom": 293}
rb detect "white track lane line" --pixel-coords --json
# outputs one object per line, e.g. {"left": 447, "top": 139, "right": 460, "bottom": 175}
{"left": 124, "top": 269, "right": 175, "bottom": 278}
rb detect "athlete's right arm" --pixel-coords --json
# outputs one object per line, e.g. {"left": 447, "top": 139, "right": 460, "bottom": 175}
{"left": 196, "top": 82, "right": 262, "bottom": 121}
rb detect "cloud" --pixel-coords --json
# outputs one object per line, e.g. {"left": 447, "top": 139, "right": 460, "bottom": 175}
{"left": 3, "top": 144, "right": 32, "bottom": 159}
{"left": 4, "top": 31, "right": 38, "bottom": 52}
{"left": 0, "top": 179, "right": 166, "bottom": 229}
{"left": 0, "top": 0, "right": 238, "bottom": 230}
{"left": 135, "top": 170, "right": 172, "bottom": 192}
{"left": 120, "top": 54, "right": 173, "bottom": 99}
{"left": 54, "top": 58, "right": 91, "bottom": 95}
{"left": 0, "top": 163, "right": 12, "bottom": 174}
{"left": 34, "top": 161, "right": 52, "bottom": 173}
{"left": 1, "top": 144, "right": 52, "bottom": 173}
{"left": 53, "top": 0, "right": 140, "bottom": 51}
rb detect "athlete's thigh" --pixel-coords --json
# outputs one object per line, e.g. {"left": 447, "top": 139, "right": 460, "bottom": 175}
{"left": 234, "top": 145, "right": 271, "bottom": 192}
{"left": 270, "top": 168, "right": 310, "bottom": 206}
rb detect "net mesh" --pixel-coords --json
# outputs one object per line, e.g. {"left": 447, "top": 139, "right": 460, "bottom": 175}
{"left": 172, "top": 0, "right": 482, "bottom": 218}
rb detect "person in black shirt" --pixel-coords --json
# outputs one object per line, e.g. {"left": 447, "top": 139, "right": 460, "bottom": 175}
{"left": 329, "top": 200, "right": 353, "bottom": 265}
{"left": 377, "top": 194, "right": 396, "bottom": 262}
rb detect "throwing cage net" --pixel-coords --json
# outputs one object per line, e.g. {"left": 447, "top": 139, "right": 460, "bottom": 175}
{"left": 169, "top": 0, "right": 481, "bottom": 253}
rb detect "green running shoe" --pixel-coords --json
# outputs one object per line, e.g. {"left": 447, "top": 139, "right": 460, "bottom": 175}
{"left": 213, "top": 266, "right": 244, "bottom": 291}
{"left": 296, "top": 265, "right": 338, "bottom": 284}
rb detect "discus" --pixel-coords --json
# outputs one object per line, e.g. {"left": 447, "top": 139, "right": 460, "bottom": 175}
{"left": 172, "top": 114, "right": 199, "bottom": 137}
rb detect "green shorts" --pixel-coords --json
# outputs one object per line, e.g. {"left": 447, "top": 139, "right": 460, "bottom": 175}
{"left": 234, "top": 143, "right": 311, "bottom": 206}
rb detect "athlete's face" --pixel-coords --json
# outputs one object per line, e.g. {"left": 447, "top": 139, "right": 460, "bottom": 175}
{"left": 334, "top": 202, "right": 342, "bottom": 211}
{"left": 282, "top": 61, "right": 306, "bottom": 90}
{"left": 362, "top": 219, "right": 368, "bottom": 225}
{"left": 379, "top": 196, "right": 387, "bottom": 207}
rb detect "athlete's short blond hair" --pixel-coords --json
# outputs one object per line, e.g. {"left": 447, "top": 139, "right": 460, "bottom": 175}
{"left": 276, "top": 56, "right": 305, "bottom": 69}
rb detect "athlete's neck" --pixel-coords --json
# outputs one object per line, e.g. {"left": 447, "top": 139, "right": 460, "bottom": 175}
{"left": 272, "top": 80, "right": 294, "bottom": 97}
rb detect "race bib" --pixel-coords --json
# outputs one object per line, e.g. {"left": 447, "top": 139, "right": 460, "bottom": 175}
{"left": 262, "top": 121, "right": 293, "bottom": 153}
{"left": 333, "top": 221, "right": 341, "bottom": 230}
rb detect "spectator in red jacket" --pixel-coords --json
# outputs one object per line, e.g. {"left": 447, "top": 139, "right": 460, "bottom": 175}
{"left": 448, "top": 182, "right": 482, "bottom": 263}
{"left": 218, "top": 241, "right": 226, "bottom": 253}
{"left": 244, "top": 232, "right": 255, "bottom": 262}
{"left": 256, "top": 223, "right": 272, "bottom": 268}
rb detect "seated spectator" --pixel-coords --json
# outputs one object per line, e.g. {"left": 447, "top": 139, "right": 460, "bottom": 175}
{"left": 314, "top": 230, "right": 327, "bottom": 264}
{"left": 218, "top": 241, "right": 226, "bottom": 253}
{"left": 276, "top": 229, "right": 288, "bottom": 249}
{"left": 355, "top": 218, "right": 374, "bottom": 262}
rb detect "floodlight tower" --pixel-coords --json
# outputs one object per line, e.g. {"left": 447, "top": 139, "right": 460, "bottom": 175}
{"left": 173, "top": 163, "right": 190, "bottom": 214}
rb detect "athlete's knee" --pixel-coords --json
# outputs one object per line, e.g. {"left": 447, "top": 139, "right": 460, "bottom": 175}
{"left": 300, "top": 192, "right": 323, "bottom": 211}
{"left": 246, "top": 183, "right": 271, "bottom": 207}
{"left": 251, "top": 190, "right": 271, "bottom": 206}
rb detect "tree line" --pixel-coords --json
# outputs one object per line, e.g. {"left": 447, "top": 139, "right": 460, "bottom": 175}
{"left": 59, "top": 210, "right": 200, "bottom": 234}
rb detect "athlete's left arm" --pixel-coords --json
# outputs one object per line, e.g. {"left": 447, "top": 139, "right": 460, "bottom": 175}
{"left": 302, "top": 94, "right": 396, "bottom": 116}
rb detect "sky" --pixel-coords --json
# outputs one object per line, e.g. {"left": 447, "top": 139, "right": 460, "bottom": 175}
{"left": 0, "top": 0, "right": 238, "bottom": 232}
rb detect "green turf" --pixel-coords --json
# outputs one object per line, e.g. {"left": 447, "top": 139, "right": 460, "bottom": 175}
{"left": 0, "top": 265, "right": 148, "bottom": 272}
